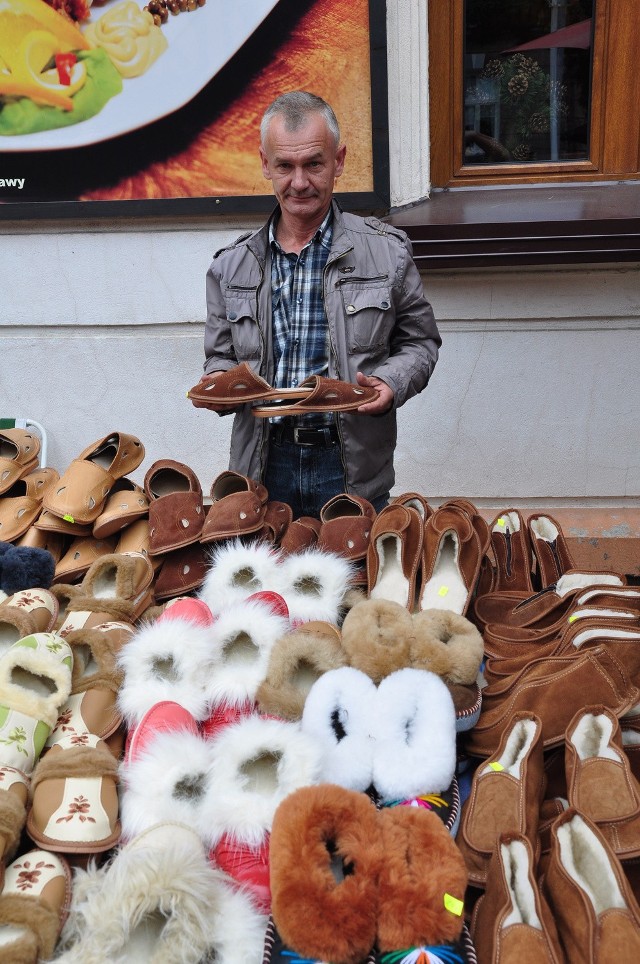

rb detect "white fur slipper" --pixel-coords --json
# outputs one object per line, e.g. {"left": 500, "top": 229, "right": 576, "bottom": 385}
{"left": 120, "top": 728, "right": 213, "bottom": 842}
{"left": 117, "top": 618, "right": 212, "bottom": 725}
{"left": 203, "top": 598, "right": 289, "bottom": 711}
{"left": 203, "top": 714, "right": 323, "bottom": 849}
{"left": 301, "top": 666, "right": 377, "bottom": 793}
{"left": 198, "top": 540, "right": 283, "bottom": 615}
{"left": 54, "top": 822, "right": 267, "bottom": 964}
{"left": 371, "top": 669, "right": 457, "bottom": 804}
{"left": 275, "top": 548, "right": 356, "bottom": 625}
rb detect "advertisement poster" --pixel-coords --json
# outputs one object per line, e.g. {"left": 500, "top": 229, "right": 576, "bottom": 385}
{"left": 0, "top": 0, "right": 387, "bottom": 216}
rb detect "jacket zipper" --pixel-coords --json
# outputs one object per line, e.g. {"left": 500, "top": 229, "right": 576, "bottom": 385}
{"left": 323, "top": 246, "right": 354, "bottom": 459}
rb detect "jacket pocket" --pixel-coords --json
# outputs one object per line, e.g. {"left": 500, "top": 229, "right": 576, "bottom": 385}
{"left": 223, "top": 288, "right": 262, "bottom": 361}
{"left": 339, "top": 281, "right": 393, "bottom": 352}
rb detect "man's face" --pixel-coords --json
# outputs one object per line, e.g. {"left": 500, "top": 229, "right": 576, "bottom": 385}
{"left": 260, "top": 112, "right": 346, "bottom": 224}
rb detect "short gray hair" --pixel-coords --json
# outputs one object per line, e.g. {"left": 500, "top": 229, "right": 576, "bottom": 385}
{"left": 260, "top": 92, "right": 340, "bottom": 148}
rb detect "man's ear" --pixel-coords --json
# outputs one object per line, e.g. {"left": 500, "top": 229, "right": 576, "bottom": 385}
{"left": 259, "top": 147, "right": 272, "bottom": 181}
{"left": 334, "top": 143, "right": 347, "bottom": 179}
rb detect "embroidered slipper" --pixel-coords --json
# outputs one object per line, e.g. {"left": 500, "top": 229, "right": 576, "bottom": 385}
{"left": 204, "top": 714, "right": 323, "bottom": 851}
{"left": 0, "top": 429, "right": 41, "bottom": 496}
{"left": 143, "top": 459, "right": 204, "bottom": 555}
{"left": 199, "top": 539, "right": 283, "bottom": 615}
{"left": 43, "top": 432, "right": 145, "bottom": 527}
{"left": 252, "top": 375, "right": 378, "bottom": 417}
{"left": 341, "top": 597, "right": 413, "bottom": 682}
{"left": 301, "top": 666, "right": 377, "bottom": 793}
{"left": 0, "top": 632, "right": 73, "bottom": 772}
{"left": 26, "top": 733, "right": 120, "bottom": 854}
{"left": 0, "top": 468, "right": 59, "bottom": 542}
{"left": 0, "top": 849, "right": 71, "bottom": 963}
{"left": 203, "top": 597, "right": 289, "bottom": 713}
{"left": 371, "top": 669, "right": 457, "bottom": 805}
{"left": 262, "top": 917, "right": 379, "bottom": 964}
{"left": 55, "top": 822, "right": 267, "bottom": 964}
{"left": 256, "top": 620, "right": 346, "bottom": 721}
{"left": 117, "top": 615, "right": 212, "bottom": 726}
{"left": 45, "top": 621, "right": 133, "bottom": 749}
{"left": 367, "top": 504, "right": 423, "bottom": 611}
{"left": 53, "top": 536, "right": 119, "bottom": 585}
{"left": 92, "top": 478, "right": 149, "bottom": 540}
{"left": 187, "top": 361, "right": 309, "bottom": 407}
{"left": 276, "top": 548, "right": 356, "bottom": 625}
{"left": 200, "top": 471, "right": 268, "bottom": 544}
{"left": 269, "top": 783, "right": 382, "bottom": 964}
{"left": 376, "top": 806, "right": 467, "bottom": 953}
{"left": 0, "top": 765, "right": 30, "bottom": 865}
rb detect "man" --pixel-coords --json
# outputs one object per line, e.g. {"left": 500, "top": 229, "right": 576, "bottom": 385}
{"left": 196, "top": 91, "right": 440, "bottom": 518}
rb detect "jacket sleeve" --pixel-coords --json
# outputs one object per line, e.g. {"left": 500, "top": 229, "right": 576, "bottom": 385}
{"left": 203, "top": 260, "right": 238, "bottom": 375}
{"left": 372, "top": 236, "right": 441, "bottom": 409}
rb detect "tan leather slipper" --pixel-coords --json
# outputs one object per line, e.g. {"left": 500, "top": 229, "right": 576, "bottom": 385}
{"left": 43, "top": 432, "right": 145, "bottom": 526}
{"left": 0, "top": 429, "right": 41, "bottom": 496}
{"left": 0, "top": 468, "right": 59, "bottom": 543}
{"left": 92, "top": 478, "right": 149, "bottom": 540}
{"left": 53, "top": 536, "right": 119, "bottom": 585}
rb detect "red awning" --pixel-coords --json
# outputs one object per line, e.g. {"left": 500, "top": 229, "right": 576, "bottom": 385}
{"left": 507, "top": 18, "right": 592, "bottom": 51}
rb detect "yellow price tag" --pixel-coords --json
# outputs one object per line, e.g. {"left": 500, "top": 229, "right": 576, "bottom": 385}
{"left": 569, "top": 614, "right": 578, "bottom": 623}
{"left": 444, "top": 893, "right": 464, "bottom": 917}
{"left": 497, "top": 517, "right": 505, "bottom": 527}
{"left": 489, "top": 761, "right": 504, "bottom": 772}
{"left": 63, "top": 514, "right": 75, "bottom": 524}
{"left": 438, "top": 586, "right": 449, "bottom": 597}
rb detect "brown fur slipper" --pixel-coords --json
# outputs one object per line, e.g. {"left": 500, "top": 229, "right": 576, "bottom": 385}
{"left": 410, "top": 610, "right": 484, "bottom": 686}
{"left": 0, "top": 766, "right": 30, "bottom": 866}
{"left": 256, "top": 621, "right": 346, "bottom": 720}
{"left": 0, "top": 849, "right": 71, "bottom": 962}
{"left": 27, "top": 736, "right": 120, "bottom": 854}
{"left": 72, "top": 552, "right": 155, "bottom": 623}
{"left": 376, "top": 806, "right": 467, "bottom": 952}
{"left": 341, "top": 598, "right": 414, "bottom": 683}
{"left": 270, "top": 784, "right": 383, "bottom": 964}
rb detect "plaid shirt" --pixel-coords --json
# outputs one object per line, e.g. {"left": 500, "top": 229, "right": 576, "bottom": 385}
{"left": 269, "top": 209, "right": 333, "bottom": 424}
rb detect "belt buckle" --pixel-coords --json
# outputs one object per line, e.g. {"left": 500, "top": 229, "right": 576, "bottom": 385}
{"left": 293, "top": 426, "right": 314, "bottom": 446}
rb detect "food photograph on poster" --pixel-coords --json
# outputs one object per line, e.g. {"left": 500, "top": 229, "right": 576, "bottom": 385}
{"left": 0, "top": 0, "right": 387, "bottom": 211}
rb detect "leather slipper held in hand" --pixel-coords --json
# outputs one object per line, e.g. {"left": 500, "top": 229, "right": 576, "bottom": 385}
{"left": 187, "top": 362, "right": 309, "bottom": 409}
{"left": 252, "top": 375, "right": 379, "bottom": 417}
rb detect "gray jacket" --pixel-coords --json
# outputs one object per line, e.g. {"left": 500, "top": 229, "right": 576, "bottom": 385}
{"left": 204, "top": 201, "right": 441, "bottom": 502}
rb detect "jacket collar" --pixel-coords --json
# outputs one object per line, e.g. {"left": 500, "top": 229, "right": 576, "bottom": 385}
{"left": 247, "top": 199, "right": 353, "bottom": 265}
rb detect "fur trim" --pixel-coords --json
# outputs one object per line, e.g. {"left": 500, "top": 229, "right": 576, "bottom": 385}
{"left": 0, "top": 632, "right": 73, "bottom": 729}
{"left": 341, "top": 599, "right": 413, "bottom": 682}
{"left": 0, "top": 787, "right": 27, "bottom": 861}
{"left": 117, "top": 619, "right": 212, "bottom": 725}
{"left": 0, "top": 893, "right": 58, "bottom": 961}
{"left": 256, "top": 621, "right": 347, "bottom": 720}
{"left": 276, "top": 549, "right": 356, "bottom": 625}
{"left": 270, "top": 784, "right": 382, "bottom": 964}
{"left": 198, "top": 540, "right": 283, "bottom": 615}
{"left": 555, "top": 571, "right": 624, "bottom": 596}
{"left": 30, "top": 744, "right": 119, "bottom": 795}
{"left": 81, "top": 553, "right": 147, "bottom": 603}
{"left": 301, "top": 667, "right": 376, "bottom": 792}
{"left": 203, "top": 714, "right": 323, "bottom": 848}
{"left": 376, "top": 807, "right": 467, "bottom": 951}
{"left": 66, "top": 593, "right": 135, "bottom": 622}
{"left": 54, "top": 822, "right": 263, "bottom": 964}
{"left": 555, "top": 812, "right": 625, "bottom": 914}
{"left": 0, "top": 607, "right": 36, "bottom": 655}
{"left": 341, "top": 587, "right": 368, "bottom": 613}
{"left": 372, "top": 669, "right": 456, "bottom": 802}
{"left": 203, "top": 598, "right": 289, "bottom": 709}
{"left": 64, "top": 627, "right": 125, "bottom": 693}
{"left": 120, "top": 729, "right": 212, "bottom": 841}
{"left": 410, "top": 610, "right": 484, "bottom": 686}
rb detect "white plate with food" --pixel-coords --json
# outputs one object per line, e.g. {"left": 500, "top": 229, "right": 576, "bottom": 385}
{"left": 0, "top": 0, "right": 279, "bottom": 150}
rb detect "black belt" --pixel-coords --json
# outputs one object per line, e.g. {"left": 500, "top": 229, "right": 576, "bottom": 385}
{"left": 270, "top": 422, "right": 339, "bottom": 447}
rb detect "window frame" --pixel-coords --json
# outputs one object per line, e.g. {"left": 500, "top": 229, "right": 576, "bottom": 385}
{"left": 429, "top": 0, "right": 640, "bottom": 188}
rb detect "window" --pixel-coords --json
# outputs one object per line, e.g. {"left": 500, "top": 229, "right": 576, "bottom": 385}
{"left": 429, "top": 0, "right": 640, "bottom": 186}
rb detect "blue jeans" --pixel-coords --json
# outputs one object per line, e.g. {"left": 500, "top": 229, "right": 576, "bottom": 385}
{"left": 264, "top": 439, "right": 389, "bottom": 519}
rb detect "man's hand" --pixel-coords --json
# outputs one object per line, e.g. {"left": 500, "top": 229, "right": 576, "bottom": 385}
{"left": 355, "top": 371, "right": 394, "bottom": 415}
{"left": 189, "top": 373, "right": 238, "bottom": 415}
